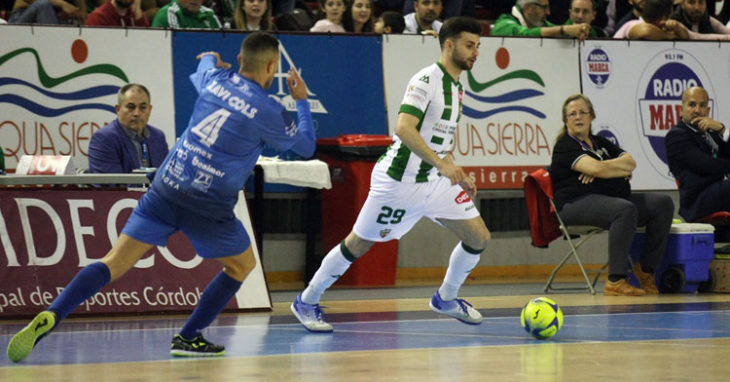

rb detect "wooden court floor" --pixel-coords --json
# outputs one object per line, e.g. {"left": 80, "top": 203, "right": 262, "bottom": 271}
{"left": 3, "top": 290, "right": 730, "bottom": 381}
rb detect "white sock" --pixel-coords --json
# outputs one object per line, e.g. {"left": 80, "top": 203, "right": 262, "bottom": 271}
{"left": 301, "top": 243, "right": 353, "bottom": 304}
{"left": 438, "top": 242, "right": 482, "bottom": 300}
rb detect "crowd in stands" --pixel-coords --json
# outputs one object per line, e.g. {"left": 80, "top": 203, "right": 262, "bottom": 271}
{"left": 2, "top": 0, "right": 730, "bottom": 39}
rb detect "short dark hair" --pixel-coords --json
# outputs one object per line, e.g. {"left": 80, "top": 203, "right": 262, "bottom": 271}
{"left": 438, "top": 17, "right": 482, "bottom": 48}
{"left": 240, "top": 32, "right": 280, "bottom": 72}
{"left": 642, "top": 0, "right": 673, "bottom": 23}
{"left": 117, "top": 83, "right": 150, "bottom": 105}
{"left": 381, "top": 11, "right": 405, "bottom": 34}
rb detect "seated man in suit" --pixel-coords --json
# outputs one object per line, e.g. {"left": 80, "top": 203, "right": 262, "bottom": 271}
{"left": 666, "top": 86, "right": 730, "bottom": 222}
{"left": 89, "top": 83, "right": 169, "bottom": 174}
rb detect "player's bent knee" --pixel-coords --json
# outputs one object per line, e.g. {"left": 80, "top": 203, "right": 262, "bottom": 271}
{"left": 222, "top": 249, "right": 257, "bottom": 282}
{"left": 467, "top": 228, "right": 491, "bottom": 251}
{"left": 344, "top": 232, "right": 375, "bottom": 257}
{"left": 102, "top": 234, "right": 155, "bottom": 281}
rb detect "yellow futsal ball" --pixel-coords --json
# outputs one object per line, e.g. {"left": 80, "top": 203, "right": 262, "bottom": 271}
{"left": 520, "top": 297, "right": 564, "bottom": 340}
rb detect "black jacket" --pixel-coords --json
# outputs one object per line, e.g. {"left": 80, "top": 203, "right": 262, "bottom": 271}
{"left": 665, "top": 120, "right": 730, "bottom": 218}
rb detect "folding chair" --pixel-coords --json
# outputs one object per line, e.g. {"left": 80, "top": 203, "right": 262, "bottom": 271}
{"left": 524, "top": 168, "right": 608, "bottom": 295}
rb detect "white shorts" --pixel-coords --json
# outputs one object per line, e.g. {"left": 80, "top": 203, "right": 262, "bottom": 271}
{"left": 352, "top": 167, "right": 480, "bottom": 242}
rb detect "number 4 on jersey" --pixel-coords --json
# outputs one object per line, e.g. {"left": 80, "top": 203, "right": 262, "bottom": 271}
{"left": 191, "top": 108, "right": 231, "bottom": 146}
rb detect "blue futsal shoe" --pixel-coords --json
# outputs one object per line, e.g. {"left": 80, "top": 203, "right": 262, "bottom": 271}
{"left": 429, "top": 291, "right": 483, "bottom": 325}
{"left": 291, "top": 293, "right": 333, "bottom": 332}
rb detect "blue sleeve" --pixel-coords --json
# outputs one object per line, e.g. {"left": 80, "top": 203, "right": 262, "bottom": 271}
{"left": 289, "top": 99, "right": 315, "bottom": 158}
{"left": 260, "top": 99, "right": 315, "bottom": 157}
{"left": 189, "top": 55, "right": 218, "bottom": 94}
{"left": 88, "top": 131, "right": 125, "bottom": 174}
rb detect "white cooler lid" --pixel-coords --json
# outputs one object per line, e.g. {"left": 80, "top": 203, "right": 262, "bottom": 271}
{"left": 634, "top": 223, "right": 715, "bottom": 234}
{"left": 669, "top": 223, "right": 715, "bottom": 233}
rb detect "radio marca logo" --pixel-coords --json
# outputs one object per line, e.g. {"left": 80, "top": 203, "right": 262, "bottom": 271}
{"left": 585, "top": 47, "right": 611, "bottom": 88}
{"left": 636, "top": 49, "right": 714, "bottom": 180}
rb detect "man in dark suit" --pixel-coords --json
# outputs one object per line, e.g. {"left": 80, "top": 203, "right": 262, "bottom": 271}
{"left": 665, "top": 86, "right": 730, "bottom": 222}
{"left": 88, "top": 83, "right": 169, "bottom": 174}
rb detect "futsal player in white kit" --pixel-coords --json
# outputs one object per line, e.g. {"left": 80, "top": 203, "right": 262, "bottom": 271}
{"left": 292, "top": 16, "right": 492, "bottom": 332}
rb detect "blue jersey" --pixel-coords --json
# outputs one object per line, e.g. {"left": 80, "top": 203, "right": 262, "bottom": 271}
{"left": 152, "top": 55, "right": 314, "bottom": 218}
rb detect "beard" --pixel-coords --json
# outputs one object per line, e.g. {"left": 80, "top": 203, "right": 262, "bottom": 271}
{"left": 687, "top": 12, "right": 704, "bottom": 23}
{"left": 452, "top": 52, "right": 473, "bottom": 71}
{"left": 421, "top": 11, "right": 438, "bottom": 24}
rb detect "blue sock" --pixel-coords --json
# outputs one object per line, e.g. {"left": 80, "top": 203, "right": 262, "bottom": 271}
{"left": 179, "top": 271, "right": 242, "bottom": 340}
{"left": 48, "top": 262, "right": 111, "bottom": 321}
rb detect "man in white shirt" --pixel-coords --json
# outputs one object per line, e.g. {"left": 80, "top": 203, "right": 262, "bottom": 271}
{"left": 403, "top": 0, "right": 443, "bottom": 35}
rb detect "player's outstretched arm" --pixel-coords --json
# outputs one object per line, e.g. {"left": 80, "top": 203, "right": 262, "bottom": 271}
{"left": 286, "top": 68, "right": 315, "bottom": 157}
{"left": 286, "top": 68, "right": 308, "bottom": 100}
{"left": 196, "top": 52, "right": 232, "bottom": 69}
{"left": 189, "top": 52, "right": 232, "bottom": 94}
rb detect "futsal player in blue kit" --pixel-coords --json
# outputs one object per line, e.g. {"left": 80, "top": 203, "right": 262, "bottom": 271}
{"left": 7, "top": 32, "right": 315, "bottom": 361}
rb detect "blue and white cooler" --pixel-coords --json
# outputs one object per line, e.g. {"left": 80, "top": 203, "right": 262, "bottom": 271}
{"left": 629, "top": 223, "right": 715, "bottom": 293}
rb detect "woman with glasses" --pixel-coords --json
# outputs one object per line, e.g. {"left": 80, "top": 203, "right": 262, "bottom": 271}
{"left": 550, "top": 94, "right": 674, "bottom": 296}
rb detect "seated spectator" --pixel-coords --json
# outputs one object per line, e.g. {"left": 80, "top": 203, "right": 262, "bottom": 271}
{"left": 233, "top": 0, "right": 272, "bottom": 30}
{"left": 8, "top": 0, "right": 87, "bottom": 24}
{"left": 624, "top": 0, "right": 686, "bottom": 39}
{"left": 672, "top": 0, "right": 730, "bottom": 34}
{"left": 565, "top": 0, "right": 608, "bottom": 37}
{"left": 89, "top": 83, "right": 169, "bottom": 174}
{"left": 551, "top": 94, "right": 673, "bottom": 296}
{"left": 309, "top": 0, "right": 344, "bottom": 32}
{"left": 151, "top": 0, "right": 221, "bottom": 28}
{"left": 403, "top": 0, "right": 441, "bottom": 36}
{"left": 343, "top": 0, "right": 373, "bottom": 32}
{"left": 374, "top": 10, "right": 405, "bottom": 33}
{"left": 666, "top": 87, "right": 730, "bottom": 223}
{"left": 86, "top": 0, "right": 150, "bottom": 26}
{"left": 624, "top": 0, "right": 729, "bottom": 40}
{"left": 491, "top": 0, "right": 591, "bottom": 39}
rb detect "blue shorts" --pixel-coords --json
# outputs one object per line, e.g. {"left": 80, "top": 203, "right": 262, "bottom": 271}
{"left": 122, "top": 189, "right": 250, "bottom": 259}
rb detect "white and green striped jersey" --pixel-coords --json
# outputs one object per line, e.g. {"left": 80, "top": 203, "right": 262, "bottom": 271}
{"left": 379, "top": 62, "right": 462, "bottom": 183}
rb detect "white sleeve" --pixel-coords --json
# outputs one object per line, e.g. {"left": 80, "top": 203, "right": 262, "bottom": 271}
{"left": 399, "top": 72, "right": 433, "bottom": 117}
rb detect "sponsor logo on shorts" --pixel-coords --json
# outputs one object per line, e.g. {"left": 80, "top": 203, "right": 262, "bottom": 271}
{"left": 455, "top": 191, "right": 471, "bottom": 204}
{"left": 379, "top": 228, "right": 392, "bottom": 238}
